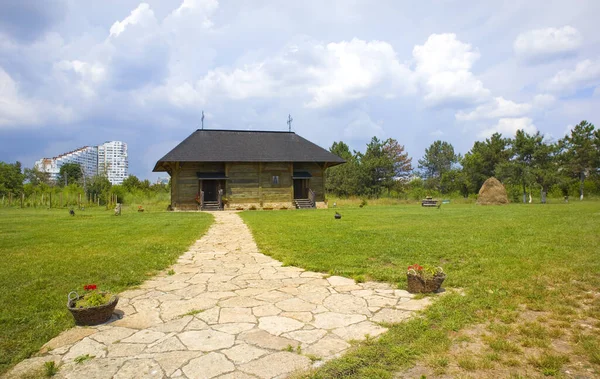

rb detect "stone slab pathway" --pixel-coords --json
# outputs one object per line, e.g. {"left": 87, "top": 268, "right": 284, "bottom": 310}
{"left": 6, "top": 212, "right": 432, "bottom": 379}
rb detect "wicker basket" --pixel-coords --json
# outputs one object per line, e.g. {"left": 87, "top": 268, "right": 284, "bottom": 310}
{"left": 67, "top": 292, "right": 119, "bottom": 326}
{"left": 407, "top": 273, "right": 446, "bottom": 294}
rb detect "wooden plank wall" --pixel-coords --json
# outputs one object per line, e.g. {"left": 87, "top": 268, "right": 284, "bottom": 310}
{"left": 226, "top": 163, "right": 260, "bottom": 203}
{"left": 260, "top": 163, "right": 293, "bottom": 203}
{"left": 170, "top": 161, "right": 326, "bottom": 207}
{"left": 174, "top": 162, "right": 224, "bottom": 205}
{"left": 293, "top": 162, "right": 325, "bottom": 202}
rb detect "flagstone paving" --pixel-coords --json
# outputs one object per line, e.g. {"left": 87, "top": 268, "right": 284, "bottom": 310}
{"left": 6, "top": 212, "right": 433, "bottom": 379}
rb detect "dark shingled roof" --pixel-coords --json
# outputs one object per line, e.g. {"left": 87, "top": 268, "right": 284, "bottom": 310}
{"left": 153, "top": 130, "right": 345, "bottom": 172}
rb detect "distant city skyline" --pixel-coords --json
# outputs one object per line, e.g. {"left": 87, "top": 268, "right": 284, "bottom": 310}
{"left": 35, "top": 141, "right": 128, "bottom": 185}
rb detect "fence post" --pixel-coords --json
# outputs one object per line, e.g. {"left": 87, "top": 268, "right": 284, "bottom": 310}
{"left": 21, "top": 193, "right": 24, "bottom": 208}
{"left": 78, "top": 193, "right": 81, "bottom": 209}
{"left": 49, "top": 192, "right": 52, "bottom": 208}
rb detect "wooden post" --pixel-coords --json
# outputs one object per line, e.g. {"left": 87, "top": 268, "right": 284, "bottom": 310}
{"left": 289, "top": 163, "right": 294, "bottom": 203}
{"left": 21, "top": 193, "right": 24, "bottom": 208}
{"left": 258, "top": 162, "right": 263, "bottom": 206}
{"left": 49, "top": 192, "right": 52, "bottom": 208}
{"left": 78, "top": 193, "right": 81, "bottom": 208}
{"left": 9, "top": 192, "right": 12, "bottom": 206}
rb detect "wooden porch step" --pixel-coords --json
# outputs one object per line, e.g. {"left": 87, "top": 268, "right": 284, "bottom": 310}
{"left": 202, "top": 201, "right": 222, "bottom": 211}
{"left": 294, "top": 199, "right": 315, "bottom": 209}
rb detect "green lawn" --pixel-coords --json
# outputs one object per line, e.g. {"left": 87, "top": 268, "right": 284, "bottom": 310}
{"left": 241, "top": 203, "right": 600, "bottom": 377}
{"left": 0, "top": 207, "right": 212, "bottom": 374}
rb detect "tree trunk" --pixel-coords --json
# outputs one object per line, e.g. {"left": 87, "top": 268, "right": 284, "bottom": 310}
{"left": 579, "top": 172, "right": 584, "bottom": 201}
{"left": 541, "top": 188, "right": 547, "bottom": 204}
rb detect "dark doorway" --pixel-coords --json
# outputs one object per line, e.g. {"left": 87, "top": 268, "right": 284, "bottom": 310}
{"left": 201, "top": 180, "right": 218, "bottom": 201}
{"left": 293, "top": 179, "right": 308, "bottom": 199}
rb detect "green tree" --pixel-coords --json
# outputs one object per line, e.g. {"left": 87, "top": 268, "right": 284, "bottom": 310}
{"left": 122, "top": 175, "right": 142, "bottom": 191}
{"left": 461, "top": 133, "right": 511, "bottom": 194}
{"left": 0, "top": 161, "right": 24, "bottom": 196}
{"left": 325, "top": 141, "right": 365, "bottom": 197}
{"left": 57, "top": 163, "right": 83, "bottom": 187}
{"left": 359, "top": 137, "right": 391, "bottom": 197}
{"left": 87, "top": 175, "right": 112, "bottom": 204}
{"left": 418, "top": 140, "right": 458, "bottom": 190}
{"left": 24, "top": 166, "right": 51, "bottom": 186}
{"left": 382, "top": 138, "right": 412, "bottom": 189}
{"left": 559, "top": 120, "right": 598, "bottom": 200}
{"left": 440, "top": 168, "right": 470, "bottom": 197}
{"left": 531, "top": 138, "right": 559, "bottom": 203}
{"left": 496, "top": 130, "right": 540, "bottom": 203}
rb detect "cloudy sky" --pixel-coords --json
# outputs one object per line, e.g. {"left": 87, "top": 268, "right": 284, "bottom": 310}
{"left": 1, "top": 0, "right": 599, "bottom": 179}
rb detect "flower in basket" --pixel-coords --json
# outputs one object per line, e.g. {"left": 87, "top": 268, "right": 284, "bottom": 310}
{"left": 406, "top": 264, "right": 446, "bottom": 294}
{"left": 67, "top": 284, "right": 119, "bottom": 326}
{"left": 75, "top": 284, "right": 112, "bottom": 308}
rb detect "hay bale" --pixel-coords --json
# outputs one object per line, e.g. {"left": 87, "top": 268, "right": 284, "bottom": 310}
{"left": 477, "top": 177, "right": 509, "bottom": 205}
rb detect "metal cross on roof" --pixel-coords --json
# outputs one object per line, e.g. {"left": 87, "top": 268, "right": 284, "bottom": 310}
{"left": 201, "top": 111, "right": 205, "bottom": 130}
{"left": 287, "top": 114, "right": 293, "bottom": 132}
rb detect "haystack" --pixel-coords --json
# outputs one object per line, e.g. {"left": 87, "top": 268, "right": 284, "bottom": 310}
{"left": 477, "top": 177, "right": 509, "bottom": 205}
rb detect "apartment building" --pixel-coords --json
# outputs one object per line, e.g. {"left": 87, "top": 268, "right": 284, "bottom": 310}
{"left": 35, "top": 146, "right": 98, "bottom": 183}
{"left": 35, "top": 141, "right": 128, "bottom": 185}
{"left": 98, "top": 141, "right": 128, "bottom": 185}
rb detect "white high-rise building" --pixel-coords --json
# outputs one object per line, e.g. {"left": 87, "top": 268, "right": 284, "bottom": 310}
{"left": 98, "top": 141, "right": 128, "bottom": 185}
{"left": 35, "top": 141, "right": 128, "bottom": 185}
{"left": 35, "top": 146, "right": 98, "bottom": 183}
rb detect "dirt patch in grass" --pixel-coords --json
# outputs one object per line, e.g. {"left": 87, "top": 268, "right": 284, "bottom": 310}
{"left": 396, "top": 303, "right": 600, "bottom": 378}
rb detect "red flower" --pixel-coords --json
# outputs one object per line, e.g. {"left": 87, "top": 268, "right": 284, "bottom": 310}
{"left": 407, "top": 264, "right": 423, "bottom": 271}
{"left": 84, "top": 284, "right": 97, "bottom": 291}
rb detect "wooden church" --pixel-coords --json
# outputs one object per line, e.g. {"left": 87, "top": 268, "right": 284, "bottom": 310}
{"left": 153, "top": 130, "right": 345, "bottom": 210}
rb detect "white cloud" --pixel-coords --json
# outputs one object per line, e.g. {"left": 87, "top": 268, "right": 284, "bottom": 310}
{"left": 413, "top": 33, "right": 490, "bottom": 107}
{"left": 342, "top": 110, "right": 385, "bottom": 140}
{"left": 54, "top": 60, "right": 106, "bottom": 97}
{"left": 147, "top": 38, "right": 416, "bottom": 110}
{"left": 532, "top": 94, "right": 556, "bottom": 108}
{"left": 168, "top": 0, "right": 219, "bottom": 29}
{"left": 429, "top": 129, "right": 444, "bottom": 137}
{"left": 109, "top": 3, "right": 156, "bottom": 37}
{"left": 541, "top": 59, "right": 600, "bottom": 93}
{"left": 196, "top": 63, "right": 276, "bottom": 101}
{"left": 514, "top": 26, "right": 582, "bottom": 62}
{"left": 594, "top": 87, "right": 600, "bottom": 97}
{"left": 456, "top": 96, "right": 531, "bottom": 121}
{"left": 0, "top": 66, "right": 73, "bottom": 128}
{"left": 478, "top": 117, "right": 537, "bottom": 139}
{"left": 305, "top": 39, "right": 415, "bottom": 108}
{"left": 0, "top": 67, "right": 37, "bottom": 126}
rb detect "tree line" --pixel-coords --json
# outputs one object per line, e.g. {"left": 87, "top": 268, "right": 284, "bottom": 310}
{"left": 326, "top": 120, "right": 600, "bottom": 202}
{"left": 0, "top": 161, "right": 169, "bottom": 207}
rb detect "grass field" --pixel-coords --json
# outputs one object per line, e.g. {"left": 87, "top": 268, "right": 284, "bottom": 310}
{"left": 0, "top": 207, "right": 212, "bottom": 374}
{"left": 241, "top": 202, "right": 600, "bottom": 378}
